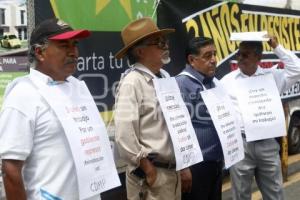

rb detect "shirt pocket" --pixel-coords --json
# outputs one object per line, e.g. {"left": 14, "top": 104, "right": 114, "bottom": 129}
{"left": 140, "top": 95, "right": 160, "bottom": 118}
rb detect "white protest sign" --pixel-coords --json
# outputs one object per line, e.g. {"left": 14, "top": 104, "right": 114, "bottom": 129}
{"left": 201, "top": 81, "right": 244, "bottom": 168}
{"left": 153, "top": 77, "right": 203, "bottom": 171}
{"left": 31, "top": 77, "right": 120, "bottom": 200}
{"left": 235, "top": 73, "right": 286, "bottom": 141}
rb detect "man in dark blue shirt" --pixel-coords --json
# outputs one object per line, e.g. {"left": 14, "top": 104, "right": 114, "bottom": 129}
{"left": 176, "top": 37, "right": 223, "bottom": 200}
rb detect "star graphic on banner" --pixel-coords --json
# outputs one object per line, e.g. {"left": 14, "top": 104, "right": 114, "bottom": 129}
{"left": 95, "top": 0, "right": 133, "bottom": 20}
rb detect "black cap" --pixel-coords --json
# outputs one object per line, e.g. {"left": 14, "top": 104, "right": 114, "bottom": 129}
{"left": 30, "top": 18, "right": 90, "bottom": 45}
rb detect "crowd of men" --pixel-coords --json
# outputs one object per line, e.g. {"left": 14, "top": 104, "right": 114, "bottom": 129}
{"left": 1, "top": 16, "right": 300, "bottom": 200}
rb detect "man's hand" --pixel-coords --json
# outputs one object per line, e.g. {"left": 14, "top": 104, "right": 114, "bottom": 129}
{"left": 139, "top": 158, "right": 157, "bottom": 186}
{"left": 2, "top": 159, "right": 27, "bottom": 200}
{"left": 267, "top": 35, "right": 279, "bottom": 49}
{"left": 180, "top": 168, "right": 192, "bottom": 193}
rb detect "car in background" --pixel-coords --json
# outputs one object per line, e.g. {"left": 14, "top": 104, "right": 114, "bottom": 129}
{"left": 0, "top": 33, "right": 21, "bottom": 48}
{"left": 285, "top": 98, "right": 300, "bottom": 154}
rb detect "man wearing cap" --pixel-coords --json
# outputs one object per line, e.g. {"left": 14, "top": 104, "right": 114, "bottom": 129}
{"left": 221, "top": 36, "right": 300, "bottom": 200}
{"left": 0, "top": 18, "right": 101, "bottom": 200}
{"left": 114, "top": 17, "right": 180, "bottom": 200}
{"left": 176, "top": 37, "right": 223, "bottom": 200}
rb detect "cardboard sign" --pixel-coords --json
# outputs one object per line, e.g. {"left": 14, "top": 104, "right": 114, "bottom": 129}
{"left": 235, "top": 73, "right": 286, "bottom": 141}
{"left": 153, "top": 77, "right": 203, "bottom": 170}
{"left": 179, "top": 72, "right": 243, "bottom": 168}
{"left": 201, "top": 82, "right": 244, "bottom": 168}
{"left": 30, "top": 76, "right": 120, "bottom": 199}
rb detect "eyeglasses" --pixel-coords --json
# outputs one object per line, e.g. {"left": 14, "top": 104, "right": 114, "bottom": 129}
{"left": 143, "top": 38, "right": 169, "bottom": 49}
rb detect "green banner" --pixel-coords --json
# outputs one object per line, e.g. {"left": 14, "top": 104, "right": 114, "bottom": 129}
{"left": 50, "top": 0, "right": 156, "bottom": 31}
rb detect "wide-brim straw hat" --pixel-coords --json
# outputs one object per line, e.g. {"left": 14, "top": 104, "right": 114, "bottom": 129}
{"left": 115, "top": 17, "right": 175, "bottom": 59}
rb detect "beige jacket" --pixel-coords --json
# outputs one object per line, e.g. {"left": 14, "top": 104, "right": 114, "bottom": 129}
{"left": 114, "top": 64, "right": 175, "bottom": 172}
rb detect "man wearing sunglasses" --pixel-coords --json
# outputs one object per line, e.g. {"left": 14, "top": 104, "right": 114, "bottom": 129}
{"left": 114, "top": 17, "right": 180, "bottom": 200}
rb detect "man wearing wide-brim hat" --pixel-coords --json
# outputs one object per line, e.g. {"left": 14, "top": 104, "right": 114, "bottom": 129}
{"left": 114, "top": 17, "right": 181, "bottom": 200}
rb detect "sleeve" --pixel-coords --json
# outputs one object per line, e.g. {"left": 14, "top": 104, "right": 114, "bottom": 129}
{"left": 0, "top": 108, "right": 34, "bottom": 160}
{"left": 272, "top": 45, "right": 300, "bottom": 93}
{"left": 114, "top": 78, "right": 150, "bottom": 167}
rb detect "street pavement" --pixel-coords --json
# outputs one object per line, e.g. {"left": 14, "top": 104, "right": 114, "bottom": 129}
{"left": 284, "top": 177, "right": 300, "bottom": 200}
{"left": 222, "top": 153, "right": 300, "bottom": 200}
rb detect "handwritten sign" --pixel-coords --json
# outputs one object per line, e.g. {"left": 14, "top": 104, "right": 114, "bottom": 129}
{"left": 30, "top": 76, "right": 120, "bottom": 199}
{"left": 235, "top": 73, "right": 286, "bottom": 141}
{"left": 153, "top": 77, "right": 203, "bottom": 170}
{"left": 201, "top": 81, "right": 244, "bottom": 168}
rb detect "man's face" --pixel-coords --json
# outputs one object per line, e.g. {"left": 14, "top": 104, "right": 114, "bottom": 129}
{"left": 138, "top": 35, "right": 170, "bottom": 73}
{"left": 37, "top": 39, "right": 79, "bottom": 81}
{"left": 237, "top": 44, "right": 261, "bottom": 75}
{"left": 189, "top": 44, "right": 217, "bottom": 77}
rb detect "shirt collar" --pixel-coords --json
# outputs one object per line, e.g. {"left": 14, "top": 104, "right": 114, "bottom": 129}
{"left": 235, "top": 65, "right": 264, "bottom": 78}
{"left": 29, "top": 68, "right": 70, "bottom": 85}
{"left": 134, "top": 63, "right": 169, "bottom": 82}
{"left": 184, "top": 64, "right": 213, "bottom": 84}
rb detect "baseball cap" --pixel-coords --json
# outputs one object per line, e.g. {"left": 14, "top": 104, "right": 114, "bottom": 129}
{"left": 30, "top": 18, "right": 91, "bottom": 45}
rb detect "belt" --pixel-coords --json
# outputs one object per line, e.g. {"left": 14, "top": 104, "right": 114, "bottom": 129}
{"left": 152, "top": 161, "right": 176, "bottom": 169}
{"left": 241, "top": 130, "right": 246, "bottom": 139}
{"left": 241, "top": 133, "right": 267, "bottom": 143}
{"left": 242, "top": 133, "right": 246, "bottom": 139}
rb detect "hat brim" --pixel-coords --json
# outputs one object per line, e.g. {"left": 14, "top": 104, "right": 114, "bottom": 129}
{"left": 49, "top": 30, "right": 91, "bottom": 40}
{"left": 115, "top": 28, "right": 175, "bottom": 59}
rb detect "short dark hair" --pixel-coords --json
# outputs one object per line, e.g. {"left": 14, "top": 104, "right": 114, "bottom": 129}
{"left": 239, "top": 41, "right": 263, "bottom": 55}
{"left": 185, "top": 37, "right": 214, "bottom": 63}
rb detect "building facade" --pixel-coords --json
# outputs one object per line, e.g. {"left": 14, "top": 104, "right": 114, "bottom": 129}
{"left": 0, "top": 2, "right": 27, "bottom": 40}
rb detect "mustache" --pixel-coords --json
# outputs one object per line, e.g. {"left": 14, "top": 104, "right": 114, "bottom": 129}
{"left": 64, "top": 57, "right": 78, "bottom": 65}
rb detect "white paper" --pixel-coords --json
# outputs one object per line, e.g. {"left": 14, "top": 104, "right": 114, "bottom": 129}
{"left": 153, "top": 77, "right": 203, "bottom": 171}
{"left": 201, "top": 81, "right": 244, "bottom": 168}
{"left": 235, "top": 73, "right": 286, "bottom": 141}
{"left": 31, "top": 77, "right": 120, "bottom": 200}
{"left": 230, "top": 31, "right": 269, "bottom": 41}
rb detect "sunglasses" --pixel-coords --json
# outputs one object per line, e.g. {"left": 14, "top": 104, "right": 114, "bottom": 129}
{"left": 143, "top": 37, "right": 169, "bottom": 49}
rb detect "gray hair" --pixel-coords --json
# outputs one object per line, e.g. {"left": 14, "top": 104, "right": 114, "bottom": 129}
{"left": 126, "top": 40, "right": 149, "bottom": 65}
{"left": 28, "top": 38, "right": 50, "bottom": 64}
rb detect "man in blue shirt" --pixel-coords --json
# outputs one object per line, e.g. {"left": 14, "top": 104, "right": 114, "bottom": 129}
{"left": 176, "top": 37, "right": 223, "bottom": 200}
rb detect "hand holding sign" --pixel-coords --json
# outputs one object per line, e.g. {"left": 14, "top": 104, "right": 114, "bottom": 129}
{"left": 267, "top": 35, "right": 279, "bottom": 49}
